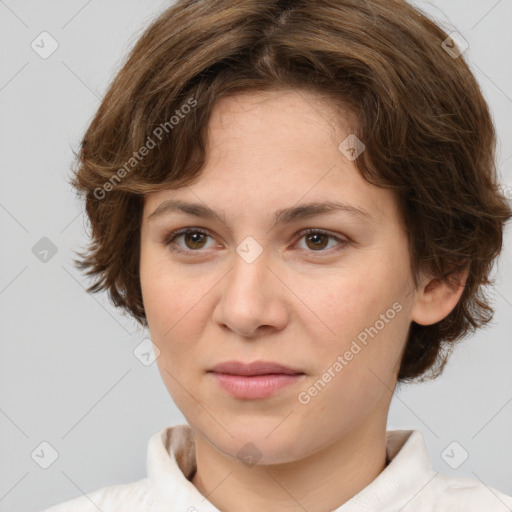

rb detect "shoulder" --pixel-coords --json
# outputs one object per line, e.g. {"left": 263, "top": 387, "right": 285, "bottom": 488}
{"left": 408, "top": 473, "right": 512, "bottom": 512}
{"left": 383, "top": 430, "right": 512, "bottom": 512}
{"left": 40, "top": 478, "right": 154, "bottom": 512}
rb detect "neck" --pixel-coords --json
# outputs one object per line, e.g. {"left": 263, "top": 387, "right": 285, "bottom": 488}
{"left": 190, "top": 417, "right": 388, "bottom": 512}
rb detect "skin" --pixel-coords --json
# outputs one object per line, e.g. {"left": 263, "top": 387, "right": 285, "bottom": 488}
{"left": 139, "top": 88, "right": 467, "bottom": 512}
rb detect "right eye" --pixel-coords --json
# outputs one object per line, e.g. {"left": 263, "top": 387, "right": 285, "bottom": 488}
{"left": 161, "top": 227, "right": 219, "bottom": 254}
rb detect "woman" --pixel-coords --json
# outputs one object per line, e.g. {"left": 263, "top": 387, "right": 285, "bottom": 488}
{"left": 43, "top": 0, "right": 512, "bottom": 510}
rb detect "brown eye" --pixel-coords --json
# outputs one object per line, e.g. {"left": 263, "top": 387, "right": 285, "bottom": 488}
{"left": 162, "top": 228, "right": 215, "bottom": 254}
{"left": 295, "top": 229, "right": 347, "bottom": 255}
{"left": 304, "top": 232, "right": 330, "bottom": 250}
{"left": 182, "top": 231, "right": 208, "bottom": 250}
{"left": 162, "top": 227, "right": 347, "bottom": 257}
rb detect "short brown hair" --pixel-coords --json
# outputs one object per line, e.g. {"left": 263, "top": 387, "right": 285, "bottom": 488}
{"left": 70, "top": 0, "right": 511, "bottom": 382}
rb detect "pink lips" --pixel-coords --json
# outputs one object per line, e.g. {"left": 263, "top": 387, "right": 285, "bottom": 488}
{"left": 208, "top": 360, "right": 305, "bottom": 400}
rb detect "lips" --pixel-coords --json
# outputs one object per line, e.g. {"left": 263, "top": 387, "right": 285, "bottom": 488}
{"left": 208, "top": 360, "right": 304, "bottom": 376}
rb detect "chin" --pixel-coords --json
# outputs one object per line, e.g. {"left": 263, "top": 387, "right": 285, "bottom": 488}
{"left": 194, "top": 418, "right": 311, "bottom": 465}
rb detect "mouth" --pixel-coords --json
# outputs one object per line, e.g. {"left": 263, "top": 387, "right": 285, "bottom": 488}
{"left": 208, "top": 360, "right": 305, "bottom": 377}
{"left": 207, "top": 360, "right": 305, "bottom": 400}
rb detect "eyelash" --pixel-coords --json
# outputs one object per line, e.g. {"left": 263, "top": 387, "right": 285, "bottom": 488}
{"left": 161, "top": 227, "right": 348, "bottom": 257}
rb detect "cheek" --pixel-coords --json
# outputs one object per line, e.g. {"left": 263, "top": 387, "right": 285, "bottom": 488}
{"left": 140, "top": 246, "right": 184, "bottom": 338}
{"left": 141, "top": 262, "right": 208, "bottom": 401}
{"left": 299, "top": 256, "right": 412, "bottom": 368}
{"left": 300, "top": 269, "right": 384, "bottom": 337}
{"left": 140, "top": 251, "right": 215, "bottom": 355}
{"left": 140, "top": 242, "right": 182, "bottom": 314}
{"left": 142, "top": 275, "right": 204, "bottom": 340}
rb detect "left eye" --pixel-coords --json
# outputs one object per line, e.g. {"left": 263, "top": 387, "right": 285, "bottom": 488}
{"left": 295, "top": 228, "right": 346, "bottom": 252}
{"left": 162, "top": 228, "right": 347, "bottom": 255}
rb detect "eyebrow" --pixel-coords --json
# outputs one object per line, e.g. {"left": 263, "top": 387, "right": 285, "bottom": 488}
{"left": 147, "top": 199, "right": 372, "bottom": 227}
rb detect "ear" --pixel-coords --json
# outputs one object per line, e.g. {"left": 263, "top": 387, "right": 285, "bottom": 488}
{"left": 411, "top": 265, "right": 470, "bottom": 326}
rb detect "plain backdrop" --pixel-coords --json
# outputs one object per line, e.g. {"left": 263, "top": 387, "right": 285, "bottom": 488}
{"left": 0, "top": 1, "right": 511, "bottom": 511}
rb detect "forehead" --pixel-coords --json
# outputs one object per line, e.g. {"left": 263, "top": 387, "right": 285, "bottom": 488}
{"left": 143, "top": 89, "right": 402, "bottom": 229}
{"left": 208, "top": 88, "right": 355, "bottom": 147}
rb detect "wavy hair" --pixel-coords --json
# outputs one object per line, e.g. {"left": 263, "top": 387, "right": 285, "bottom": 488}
{"left": 69, "top": 0, "right": 512, "bottom": 382}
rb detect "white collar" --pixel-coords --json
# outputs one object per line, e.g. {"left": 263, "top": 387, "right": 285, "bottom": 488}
{"left": 146, "top": 424, "right": 436, "bottom": 511}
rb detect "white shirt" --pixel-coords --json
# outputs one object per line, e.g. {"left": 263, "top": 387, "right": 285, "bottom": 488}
{"left": 42, "top": 423, "right": 512, "bottom": 511}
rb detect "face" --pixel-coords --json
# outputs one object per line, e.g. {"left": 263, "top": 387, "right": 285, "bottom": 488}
{"left": 139, "top": 89, "right": 420, "bottom": 465}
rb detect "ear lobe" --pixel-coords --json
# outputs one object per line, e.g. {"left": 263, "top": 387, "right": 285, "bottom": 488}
{"left": 411, "top": 266, "right": 469, "bottom": 326}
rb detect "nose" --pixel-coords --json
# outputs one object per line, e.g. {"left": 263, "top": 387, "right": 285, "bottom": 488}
{"left": 212, "top": 249, "right": 289, "bottom": 338}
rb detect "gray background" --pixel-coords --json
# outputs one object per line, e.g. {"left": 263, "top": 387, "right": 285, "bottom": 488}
{"left": 0, "top": 1, "right": 511, "bottom": 511}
